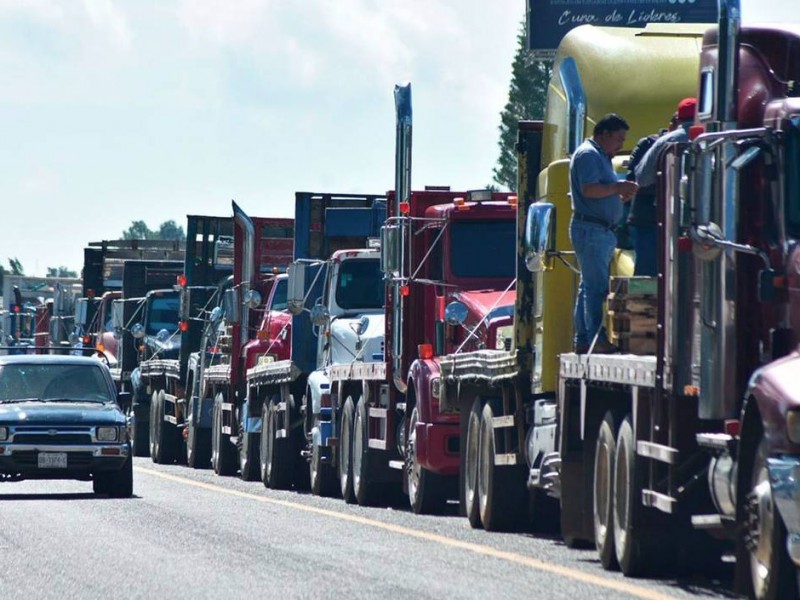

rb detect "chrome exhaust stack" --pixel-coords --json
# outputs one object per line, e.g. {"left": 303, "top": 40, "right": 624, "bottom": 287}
{"left": 232, "top": 200, "right": 255, "bottom": 350}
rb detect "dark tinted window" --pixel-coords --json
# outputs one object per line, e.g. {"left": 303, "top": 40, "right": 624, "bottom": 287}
{"left": 450, "top": 220, "right": 516, "bottom": 278}
{"left": 786, "top": 119, "right": 800, "bottom": 238}
{"left": 270, "top": 279, "right": 288, "bottom": 311}
{"left": 336, "top": 259, "right": 383, "bottom": 310}
{"left": 147, "top": 295, "right": 180, "bottom": 335}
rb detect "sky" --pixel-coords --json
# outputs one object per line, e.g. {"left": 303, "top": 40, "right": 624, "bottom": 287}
{"left": 0, "top": 0, "right": 796, "bottom": 277}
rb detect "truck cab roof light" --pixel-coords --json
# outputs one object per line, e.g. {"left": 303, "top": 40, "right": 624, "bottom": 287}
{"left": 418, "top": 343, "right": 433, "bottom": 360}
{"left": 467, "top": 189, "right": 493, "bottom": 203}
{"left": 507, "top": 195, "right": 518, "bottom": 206}
{"left": 177, "top": 274, "right": 188, "bottom": 287}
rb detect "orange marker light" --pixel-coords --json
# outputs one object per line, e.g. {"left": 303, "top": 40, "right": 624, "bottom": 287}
{"left": 179, "top": 321, "right": 189, "bottom": 332}
{"left": 417, "top": 343, "right": 433, "bottom": 360}
{"left": 400, "top": 285, "right": 410, "bottom": 297}
{"left": 177, "top": 274, "right": 188, "bottom": 287}
{"left": 97, "top": 343, "right": 105, "bottom": 353}
{"left": 507, "top": 195, "right": 518, "bottom": 205}
{"left": 399, "top": 201, "right": 410, "bottom": 215}
{"left": 82, "top": 335, "right": 91, "bottom": 345}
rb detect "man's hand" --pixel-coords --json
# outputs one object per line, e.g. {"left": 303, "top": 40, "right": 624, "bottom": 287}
{"left": 616, "top": 180, "right": 639, "bottom": 202}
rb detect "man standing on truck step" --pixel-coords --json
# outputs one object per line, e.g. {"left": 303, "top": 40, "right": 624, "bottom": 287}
{"left": 569, "top": 113, "right": 638, "bottom": 354}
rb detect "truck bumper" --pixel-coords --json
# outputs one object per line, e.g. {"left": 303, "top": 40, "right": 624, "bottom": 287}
{"left": 415, "top": 421, "right": 459, "bottom": 475}
{"left": 768, "top": 455, "right": 800, "bottom": 567}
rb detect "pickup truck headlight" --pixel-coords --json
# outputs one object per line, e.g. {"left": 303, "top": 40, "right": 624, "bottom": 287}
{"left": 0, "top": 426, "right": 7, "bottom": 442}
{"left": 96, "top": 426, "right": 119, "bottom": 442}
{"left": 787, "top": 409, "right": 800, "bottom": 444}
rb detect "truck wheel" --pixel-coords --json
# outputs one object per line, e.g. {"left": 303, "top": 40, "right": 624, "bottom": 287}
{"left": 613, "top": 416, "right": 660, "bottom": 576}
{"left": 128, "top": 406, "right": 150, "bottom": 458}
{"left": 742, "top": 435, "right": 797, "bottom": 600}
{"left": 94, "top": 454, "right": 134, "bottom": 498}
{"left": 211, "top": 394, "right": 237, "bottom": 476}
{"left": 464, "top": 398, "right": 483, "bottom": 529}
{"left": 594, "top": 411, "right": 618, "bottom": 571}
{"left": 353, "top": 396, "right": 376, "bottom": 506}
{"left": 186, "top": 416, "right": 211, "bottom": 469}
{"left": 408, "top": 406, "right": 447, "bottom": 515}
{"left": 339, "top": 396, "right": 356, "bottom": 503}
{"left": 261, "top": 398, "right": 291, "bottom": 489}
{"left": 153, "top": 390, "right": 178, "bottom": 464}
{"left": 478, "top": 401, "right": 525, "bottom": 531}
{"left": 310, "top": 414, "right": 338, "bottom": 497}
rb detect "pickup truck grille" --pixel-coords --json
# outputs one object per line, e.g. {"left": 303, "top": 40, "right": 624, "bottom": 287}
{"left": 13, "top": 451, "right": 94, "bottom": 468}
{"left": 13, "top": 433, "right": 93, "bottom": 445}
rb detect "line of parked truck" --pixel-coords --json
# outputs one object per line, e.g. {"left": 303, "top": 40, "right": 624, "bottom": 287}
{"left": 8, "top": 6, "right": 800, "bottom": 599}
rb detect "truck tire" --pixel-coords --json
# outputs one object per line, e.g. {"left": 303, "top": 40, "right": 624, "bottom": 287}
{"left": 339, "top": 396, "right": 356, "bottom": 503}
{"left": 613, "top": 415, "right": 660, "bottom": 576}
{"left": 464, "top": 397, "right": 483, "bottom": 529}
{"left": 408, "top": 406, "right": 447, "bottom": 515}
{"left": 353, "top": 396, "right": 376, "bottom": 506}
{"left": 260, "top": 398, "right": 291, "bottom": 489}
{"left": 478, "top": 401, "right": 525, "bottom": 531}
{"left": 128, "top": 406, "right": 150, "bottom": 458}
{"left": 148, "top": 390, "right": 160, "bottom": 460}
{"left": 593, "top": 411, "right": 618, "bottom": 571}
{"left": 310, "top": 413, "right": 338, "bottom": 497}
{"left": 211, "top": 394, "right": 237, "bottom": 476}
{"left": 151, "top": 390, "right": 178, "bottom": 464}
{"left": 94, "top": 454, "right": 134, "bottom": 498}
{"left": 186, "top": 414, "right": 211, "bottom": 469}
{"left": 742, "top": 434, "right": 798, "bottom": 600}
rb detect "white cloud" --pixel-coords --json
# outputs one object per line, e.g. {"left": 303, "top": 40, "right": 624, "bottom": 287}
{"left": 0, "top": 0, "right": 65, "bottom": 20}
{"left": 80, "top": 0, "right": 132, "bottom": 49}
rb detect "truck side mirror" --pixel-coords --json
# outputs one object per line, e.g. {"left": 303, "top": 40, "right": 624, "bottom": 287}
{"left": 131, "top": 323, "right": 146, "bottom": 339}
{"left": 287, "top": 262, "right": 307, "bottom": 315}
{"left": 380, "top": 225, "right": 400, "bottom": 275}
{"left": 525, "top": 202, "right": 556, "bottom": 272}
{"left": 310, "top": 303, "right": 330, "bottom": 327}
{"left": 74, "top": 298, "right": 89, "bottom": 327}
{"left": 209, "top": 306, "right": 223, "bottom": 324}
{"left": 223, "top": 288, "right": 241, "bottom": 324}
{"left": 244, "top": 289, "right": 262, "bottom": 309}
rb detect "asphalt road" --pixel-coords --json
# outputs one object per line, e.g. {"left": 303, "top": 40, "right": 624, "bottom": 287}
{"left": 0, "top": 458, "right": 741, "bottom": 600}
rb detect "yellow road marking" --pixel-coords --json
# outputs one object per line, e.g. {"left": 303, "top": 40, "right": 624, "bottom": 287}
{"left": 136, "top": 466, "right": 680, "bottom": 600}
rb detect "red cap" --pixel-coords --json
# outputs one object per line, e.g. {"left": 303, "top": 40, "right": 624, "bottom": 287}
{"left": 677, "top": 97, "right": 697, "bottom": 121}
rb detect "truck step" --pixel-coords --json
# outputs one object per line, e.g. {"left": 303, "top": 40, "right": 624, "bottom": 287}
{"left": 637, "top": 441, "right": 678, "bottom": 464}
{"left": 691, "top": 514, "right": 736, "bottom": 531}
{"left": 367, "top": 439, "right": 387, "bottom": 451}
{"left": 641, "top": 489, "right": 676, "bottom": 514}
{"left": 696, "top": 433, "right": 735, "bottom": 453}
{"left": 388, "top": 460, "right": 405, "bottom": 471}
{"left": 276, "top": 429, "right": 287, "bottom": 439}
{"left": 492, "top": 415, "right": 515, "bottom": 429}
{"left": 276, "top": 401, "right": 287, "bottom": 412}
{"left": 494, "top": 453, "right": 519, "bottom": 466}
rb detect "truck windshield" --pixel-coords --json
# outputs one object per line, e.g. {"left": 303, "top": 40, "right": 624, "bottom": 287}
{"left": 336, "top": 259, "right": 383, "bottom": 310}
{"left": 146, "top": 295, "right": 180, "bottom": 335}
{"left": 450, "top": 220, "right": 516, "bottom": 279}
{"left": 270, "top": 279, "right": 288, "bottom": 311}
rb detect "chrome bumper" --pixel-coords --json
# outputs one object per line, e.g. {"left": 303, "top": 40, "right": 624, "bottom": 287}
{"left": 0, "top": 444, "right": 130, "bottom": 457}
{"left": 768, "top": 455, "right": 800, "bottom": 567}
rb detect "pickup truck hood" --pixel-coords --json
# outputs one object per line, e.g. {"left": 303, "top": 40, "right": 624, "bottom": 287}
{"left": 0, "top": 402, "right": 125, "bottom": 425}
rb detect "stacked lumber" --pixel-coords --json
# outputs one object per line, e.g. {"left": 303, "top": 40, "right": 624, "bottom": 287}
{"left": 607, "top": 277, "right": 657, "bottom": 355}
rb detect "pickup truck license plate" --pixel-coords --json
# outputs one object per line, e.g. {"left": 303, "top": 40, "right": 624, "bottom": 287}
{"left": 38, "top": 452, "right": 67, "bottom": 468}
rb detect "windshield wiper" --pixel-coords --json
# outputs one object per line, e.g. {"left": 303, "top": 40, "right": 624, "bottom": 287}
{"left": 0, "top": 397, "right": 46, "bottom": 404}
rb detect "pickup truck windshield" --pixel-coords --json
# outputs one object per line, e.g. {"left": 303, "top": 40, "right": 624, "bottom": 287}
{"left": 336, "top": 259, "right": 383, "bottom": 310}
{"left": 0, "top": 363, "right": 113, "bottom": 403}
{"left": 450, "top": 220, "right": 516, "bottom": 279}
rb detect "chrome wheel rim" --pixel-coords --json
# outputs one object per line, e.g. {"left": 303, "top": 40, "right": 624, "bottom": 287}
{"left": 748, "top": 439, "right": 776, "bottom": 599}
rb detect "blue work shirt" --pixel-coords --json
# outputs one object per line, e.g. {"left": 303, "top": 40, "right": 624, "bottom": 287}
{"left": 634, "top": 124, "right": 690, "bottom": 189}
{"left": 570, "top": 138, "right": 622, "bottom": 226}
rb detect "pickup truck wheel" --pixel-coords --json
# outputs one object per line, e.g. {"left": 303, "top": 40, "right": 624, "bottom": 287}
{"left": 594, "top": 411, "right": 618, "bottom": 571}
{"left": 339, "top": 396, "right": 356, "bottom": 503}
{"left": 186, "top": 414, "right": 210, "bottom": 469}
{"left": 211, "top": 394, "right": 237, "bottom": 476}
{"left": 408, "top": 406, "right": 447, "bottom": 515}
{"left": 261, "top": 397, "right": 291, "bottom": 489}
{"left": 742, "top": 435, "right": 797, "bottom": 600}
{"left": 478, "top": 401, "right": 525, "bottom": 531}
{"left": 310, "top": 414, "right": 338, "bottom": 497}
{"left": 464, "top": 398, "right": 483, "bottom": 529}
{"left": 94, "top": 454, "right": 133, "bottom": 498}
{"left": 352, "top": 396, "right": 376, "bottom": 506}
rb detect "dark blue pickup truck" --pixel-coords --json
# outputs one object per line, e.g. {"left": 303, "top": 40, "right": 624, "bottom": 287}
{"left": 0, "top": 354, "right": 133, "bottom": 497}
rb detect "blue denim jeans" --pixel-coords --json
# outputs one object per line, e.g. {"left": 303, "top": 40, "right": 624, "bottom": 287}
{"left": 630, "top": 224, "right": 657, "bottom": 277}
{"left": 570, "top": 218, "right": 616, "bottom": 346}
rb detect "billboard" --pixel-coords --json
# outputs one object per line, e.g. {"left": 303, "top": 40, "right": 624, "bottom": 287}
{"left": 527, "top": 0, "right": 718, "bottom": 59}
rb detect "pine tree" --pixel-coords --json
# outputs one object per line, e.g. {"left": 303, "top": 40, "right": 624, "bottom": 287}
{"left": 493, "top": 20, "right": 552, "bottom": 191}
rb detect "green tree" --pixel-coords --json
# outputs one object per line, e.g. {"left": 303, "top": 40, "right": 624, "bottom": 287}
{"left": 122, "top": 220, "right": 186, "bottom": 241}
{"left": 8, "top": 258, "right": 24, "bottom": 276}
{"left": 46, "top": 266, "right": 78, "bottom": 278}
{"left": 493, "top": 19, "right": 553, "bottom": 191}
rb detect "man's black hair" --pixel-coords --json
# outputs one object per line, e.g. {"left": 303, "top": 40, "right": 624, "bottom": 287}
{"left": 593, "top": 113, "right": 629, "bottom": 136}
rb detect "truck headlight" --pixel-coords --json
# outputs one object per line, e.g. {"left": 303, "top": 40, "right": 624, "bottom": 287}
{"left": 0, "top": 426, "right": 7, "bottom": 442}
{"left": 97, "top": 426, "right": 119, "bottom": 442}
{"left": 787, "top": 409, "right": 800, "bottom": 444}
